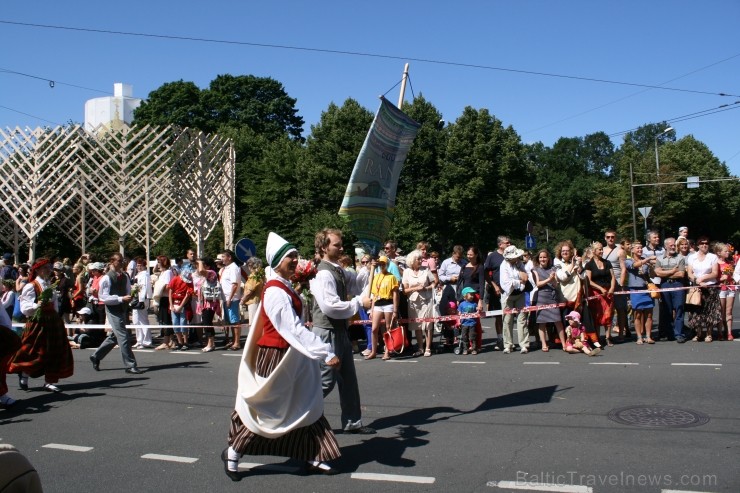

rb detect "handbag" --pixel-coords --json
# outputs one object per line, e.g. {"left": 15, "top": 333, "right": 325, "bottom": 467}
{"left": 647, "top": 282, "right": 661, "bottom": 299}
{"left": 686, "top": 286, "right": 702, "bottom": 306}
{"left": 382, "top": 322, "right": 409, "bottom": 354}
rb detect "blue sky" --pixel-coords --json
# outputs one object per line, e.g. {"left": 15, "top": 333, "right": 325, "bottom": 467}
{"left": 2, "top": 1, "right": 738, "bottom": 176}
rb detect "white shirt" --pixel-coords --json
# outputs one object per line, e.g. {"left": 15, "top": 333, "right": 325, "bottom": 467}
{"left": 733, "top": 262, "right": 740, "bottom": 284}
{"left": 135, "top": 270, "right": 152, "bottom": 301}
{"left": 689, "top": 252, "right": 718, "bottom": 285}
{"left": 99, "top": 272, "right": 131, "bottom": 304}
{"left": 309, "top": 261, "right": 362, "bottom": 320}
{"left": 20, "top": 277, "right": 57, "bottom": 316}
{"left": 263, "top": 276, "right": 335, "bottom": 363}
{"left": 220, "top": 262, "right": 243, "bottom": 301}
{"left": 500, "top": 259, "right": 526, "bottom": 296}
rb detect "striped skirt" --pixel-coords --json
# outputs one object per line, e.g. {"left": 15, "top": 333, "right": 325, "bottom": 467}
{"left": 228, "top": 346, "right": 340, "bottom": 462}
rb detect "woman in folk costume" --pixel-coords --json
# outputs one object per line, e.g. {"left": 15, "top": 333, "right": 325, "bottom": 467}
{"left": 222, "top": 232, "right": 341, "bottom": 481}
{"left": 8, "top": 258, "right": 74, "bottom": 393}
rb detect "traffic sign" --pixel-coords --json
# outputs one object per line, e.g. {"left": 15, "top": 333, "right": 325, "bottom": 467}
{"left": 234, "top": 237, "right": 256, "bottom": 263}
{"left": 525, "top": 235, "right": 536, "bottom": 250}
{"left": 637, "top": 207, "right": 652, "bottom": 219}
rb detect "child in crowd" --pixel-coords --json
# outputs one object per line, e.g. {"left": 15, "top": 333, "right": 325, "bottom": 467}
{"left": 458, "top": 287, "right": 479, "bottom": 355}
{"left": 564, "top": 311, "right": 601, "bottom": 356}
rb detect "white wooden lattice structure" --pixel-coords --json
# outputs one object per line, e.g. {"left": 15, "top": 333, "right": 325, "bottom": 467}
{"left": 0, "top": 125, "right": 235, "bottom": 261}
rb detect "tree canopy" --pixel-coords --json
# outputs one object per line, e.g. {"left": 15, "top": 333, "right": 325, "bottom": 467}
{"left": 122, "top": 74, "right": 740, "bottom": 260}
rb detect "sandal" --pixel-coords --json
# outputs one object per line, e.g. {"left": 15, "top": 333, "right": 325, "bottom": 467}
{"left": 691, "top": 335, "right": 700, "bottom": 342}
{"left": 155, "top": 343, "right": 169, "bottom": 350}
{"left": 382, "top": 354, "right": 391, "bottom": 360}
{"left": 705, "top": 335, "right": 712, "bottom": 343}
{"left": 424, "top": 349, "right": 432, "bottom": 357}
{"left": 646, "top": 338, "right": 655, "bottom": 344}
{"left": 412, "top": 350, "right": 423, "bottom": 358}
{"left": 606, "top": 338, "right": 614, "bottom": 347}
{"left": 636, "top": 339, "right": 643, "bottom": 345}
{"left": 229, "top": 346, "right": 242, "bottom": 351}
{"left": 363, "top": 354, "right": 376, "bottom": 360}
{"left": 202, "top": 346, "right": 215, "bottom": 352}
{"left": 541, "top": 346, "right": 550, "bottom": 353}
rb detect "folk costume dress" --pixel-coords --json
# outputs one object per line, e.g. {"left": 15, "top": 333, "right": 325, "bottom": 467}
{"left": 8, "top": 276, "right": 74, "bottom": 384}
{"left": 228, "top": 233, "right": 340, "bottom": 464}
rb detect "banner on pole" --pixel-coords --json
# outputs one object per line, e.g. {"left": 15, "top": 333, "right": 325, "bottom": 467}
{"left": 338, "top": 96, "right": 421, "bottom": 254}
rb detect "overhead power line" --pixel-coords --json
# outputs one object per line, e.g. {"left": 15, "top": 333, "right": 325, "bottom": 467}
{"left": 1, "top": 19, "right": 738, "bottom": 98}
{"left": 608, "top": 101, "right": 740, "bottom": 138}
{"left": 0, "top": 68, "right": 109, "bottom": 94}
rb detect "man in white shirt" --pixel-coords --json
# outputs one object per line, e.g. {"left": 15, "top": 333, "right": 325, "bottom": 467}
{"left": 90, "top": 253, "right": 142, "bottom": 374}
{"left": 500, "top": 245, "right": 530, "bottom": 354}
{"left": 220, "top": 250, "right": 243, "bottom": 349}
{"left": 310, "top": 228, "right": 374, "bottom": 434}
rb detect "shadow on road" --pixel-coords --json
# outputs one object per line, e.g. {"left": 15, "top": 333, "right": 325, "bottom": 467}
{"left": 334, "top": 386, "right": 561, "bottom": 471}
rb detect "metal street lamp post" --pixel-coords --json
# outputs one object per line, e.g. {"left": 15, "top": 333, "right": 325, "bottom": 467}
{"left": 654, "top": 126, "right": 673, "bottom": 212}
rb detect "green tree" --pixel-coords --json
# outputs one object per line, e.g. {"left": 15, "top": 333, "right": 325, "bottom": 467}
{"left": 297, "top": 99, "right": 373, "bottom": 214}
{"left": 133, "top": 80, "right": 206, "bottom": 129}
{"left": 435, "top": 107, "right": 533, "bottom": 250}
{"left": 390, "top": 95, "right": 448, "bottom": 249}
{"left": 202, "top": 74, "right": 305, "bottom": 140}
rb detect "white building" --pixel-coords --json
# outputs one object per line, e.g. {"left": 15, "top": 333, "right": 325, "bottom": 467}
{"left": 84, "top": 83, "right": 141, "bottom": 132}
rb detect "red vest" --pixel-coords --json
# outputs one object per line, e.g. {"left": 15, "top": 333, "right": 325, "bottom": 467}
{"left": 256, "top": 279, "right": 302, "bottom": 349}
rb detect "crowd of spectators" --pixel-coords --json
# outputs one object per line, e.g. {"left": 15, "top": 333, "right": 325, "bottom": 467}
{"left": 0, "top": 225, "right": 738, "bottom": 356}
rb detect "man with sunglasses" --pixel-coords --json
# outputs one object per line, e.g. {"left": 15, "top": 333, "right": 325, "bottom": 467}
{"left": 603, "top": 230, "right": 629, "bottom": 341}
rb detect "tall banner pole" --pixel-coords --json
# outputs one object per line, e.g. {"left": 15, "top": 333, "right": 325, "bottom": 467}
{"left": 397, "top": 63, "right": 410, "bottom": 109}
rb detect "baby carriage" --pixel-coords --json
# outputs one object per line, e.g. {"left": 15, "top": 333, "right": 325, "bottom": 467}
{"left": 435, "top": 300, "right": 458, "bottom": 354}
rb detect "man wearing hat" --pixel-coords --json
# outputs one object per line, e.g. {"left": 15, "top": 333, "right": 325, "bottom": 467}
{"left": 89, "top": 253, "right": 143, "bottom": 374}
{"left": 500, "top": 245, "right": 530, "bottom": 354}
{"left": 310, "top": 228, "right": 375, "bottom": 434}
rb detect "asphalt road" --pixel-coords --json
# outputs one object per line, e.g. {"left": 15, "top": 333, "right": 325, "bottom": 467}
{"left": 2, "top": 305, "right": 738, "bottom": 493}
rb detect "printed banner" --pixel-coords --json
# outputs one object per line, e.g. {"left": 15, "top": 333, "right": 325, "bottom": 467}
{"left": 338, "top": 96, "right": 421, "bottom": 254}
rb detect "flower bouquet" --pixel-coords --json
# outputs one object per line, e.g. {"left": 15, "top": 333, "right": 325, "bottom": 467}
{"left": 31, "top": 281, "right": 58, "bottom": 322}
{"left": 129, "top": 284, "right": 144, "bottom": 309}
{"left": 291, "top": 258, "right": 317, "bottom": 285}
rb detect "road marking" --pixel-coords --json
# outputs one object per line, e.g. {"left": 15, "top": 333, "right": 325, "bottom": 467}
{"left": 141, "top": 453, "right": 198, "bottom": 463}
{"left": 452, "top": 361, "right": 486, "bottom": 364}
{"left": 589, "top": 362, "right": 639, "bottom": 365}
{"left": 222, "top": 354, "right": 242, "bottom": 357}
{"left": 523, "top": 362, "right": 560, "bottom": 365}
{"left": 487, "top": 480, "right": 591, "bottom": 492}
{"left": 671, "top": 363, "right": 722, "bottom": 366}
{"left": 386, "top": 359, "right": 418, "bottom": 363}
{"left": 239, "top": 462, "right": 301, "bottom": 473}
{"left": 42, "top": 443, "right": 93, "bottom": 452}
{"left": 351, "top": 472, "right": 435, "bottom": 484}
{"left": 133, "top": 349, "right": 154, "bottom": 353}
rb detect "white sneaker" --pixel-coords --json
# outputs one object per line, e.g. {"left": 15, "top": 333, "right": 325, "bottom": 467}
{"left": 503, "top": 348, "right": 511, "bottom": 354}
{"left": 0, "top": 394, "right": 16, "bottom": 407}
{"left": 520, "top": 347, "right": 529, "bottom": 354}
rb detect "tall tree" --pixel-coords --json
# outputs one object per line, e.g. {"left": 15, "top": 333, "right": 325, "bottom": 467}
{"left": 202, "top": 74, "right": 305, "bottom": 140}
{"left": 297, "top": 99, "right": 373, "bottom": 214}
{"left": 132, "top": 80, "right": 206, "bottom": 130}
{"left": 390, "top": 95, "right": 448, "bottom": 249}
{"left": 435, "top": 107, "right": 533, "bottom": 250}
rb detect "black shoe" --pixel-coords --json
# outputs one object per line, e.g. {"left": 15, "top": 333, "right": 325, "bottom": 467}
{"left": 90, "top": 355, "right": 100, "bottom": 371}
{"left": 344, "top": 425, "right": 376, "bottom": 435}
{"left": 676, "top": 336, "right": 687, "bottom": 344}
{"left": 18, "top": 374, "right": 28, "bottom": 391}
{"left": 305, "top": 462, "right": 339, "bottom": 476}
{"left": 125, "top": 367, "right": 144, "bottom": 375}
{"left": 221, "top": 448, "right": 241, "bottom": 482}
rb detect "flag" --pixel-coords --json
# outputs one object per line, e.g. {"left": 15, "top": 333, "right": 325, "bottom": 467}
{"left": 338, "top": 97, "right": 421, "bottom": 254}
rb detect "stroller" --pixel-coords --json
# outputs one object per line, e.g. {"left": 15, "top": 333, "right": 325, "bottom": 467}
{"left": 435, "top": 298, "right": 458, "bottom": 354}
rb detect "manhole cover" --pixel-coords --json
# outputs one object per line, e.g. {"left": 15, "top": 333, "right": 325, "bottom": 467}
{"left": 608, "top": 405, "right": 709, "bottom": 428}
